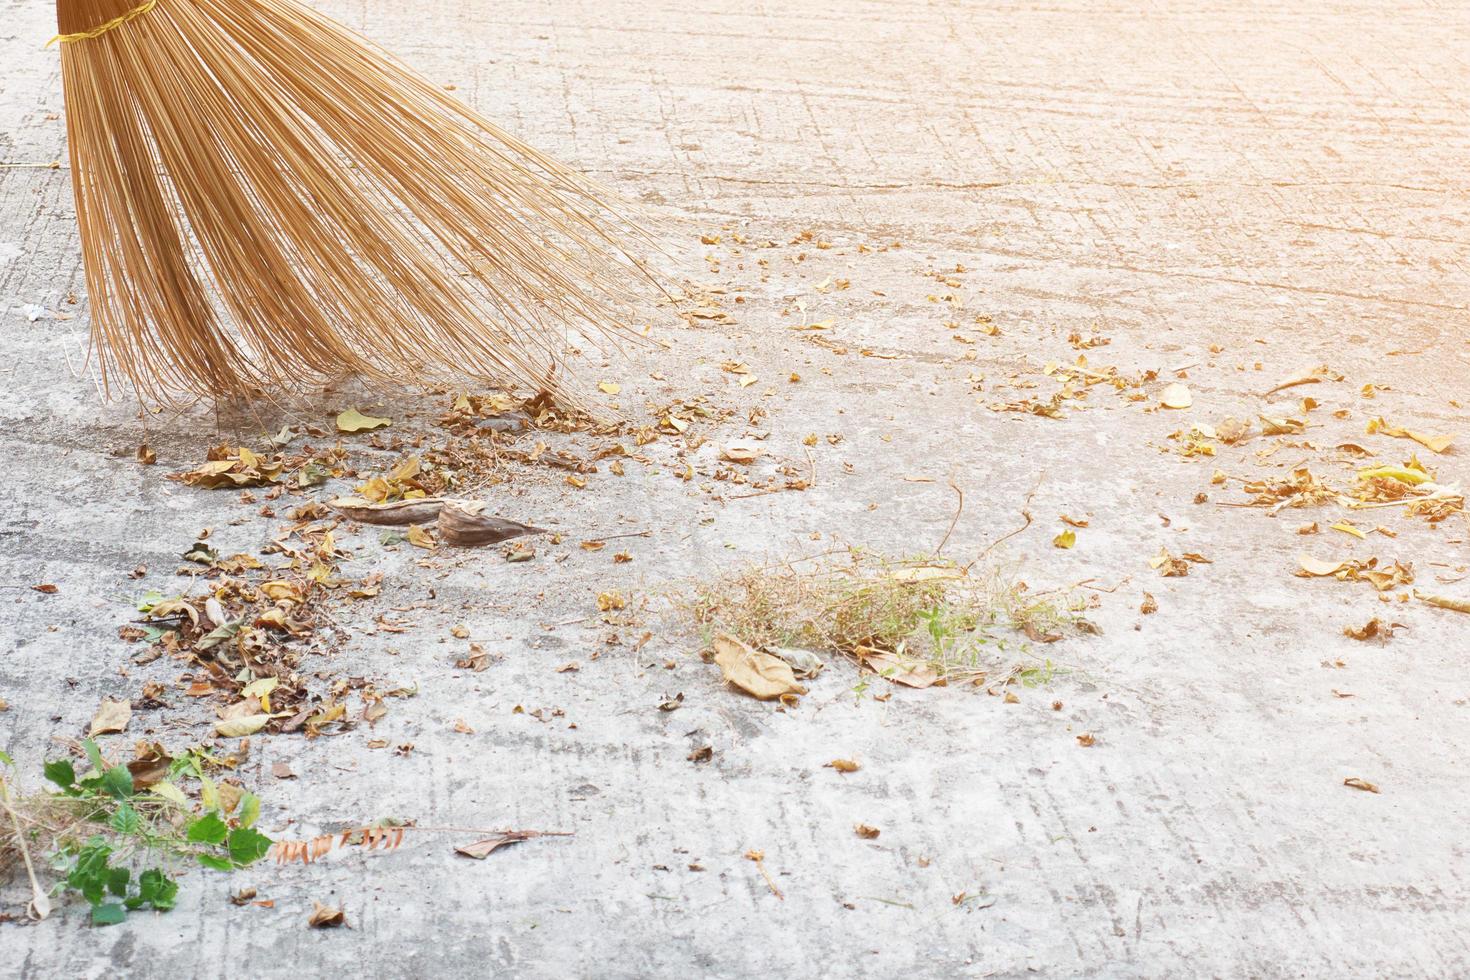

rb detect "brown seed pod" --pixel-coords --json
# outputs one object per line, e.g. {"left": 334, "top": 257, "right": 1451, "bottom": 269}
{"left": 438, "top": 501, "right": 544, "bottom": 548}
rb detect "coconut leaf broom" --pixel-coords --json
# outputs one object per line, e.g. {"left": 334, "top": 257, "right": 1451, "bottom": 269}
{"left": 53, "top": 0, "right": 654, "bottom": 403}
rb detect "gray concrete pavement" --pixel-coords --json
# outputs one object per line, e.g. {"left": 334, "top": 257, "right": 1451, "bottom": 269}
{"left": 3, "top": 1, "right": 1470, "bottom": 976}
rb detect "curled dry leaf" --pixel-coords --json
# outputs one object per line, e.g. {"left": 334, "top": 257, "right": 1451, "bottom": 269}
{"left": 89, "top": 697, "right": 132, "bottom": 737}
{"left": 438, "top": 501, "right": 545, "bottom": 548}
{"left": 1344, "top": 618, "right": 1393, "bottom": 641}
{"left": 767, "top": 646, "right": 824, "bottom": 678}
{"left": 825, "top": 759, "right": 861, "bottom": 773}
{"left": 712, "top": 635, "right": 807, "bottom": 701}
{"left": 1140, "top": 592, "right": 1158, "bottom": 615}
{"left": 1053, "top": 529, "right": 1076, "bottom": 549}
{"left": 1343, "top": 777, "right": 1380, "bottom": 794}
{"left": 854, "top": 823, "right": 881, "bottom": 840}
{"left": 1413, "top": 590, "right": 1470, "bottom": 614}
{"left": 308, "top": 901, "right": 346, "bottom": 928}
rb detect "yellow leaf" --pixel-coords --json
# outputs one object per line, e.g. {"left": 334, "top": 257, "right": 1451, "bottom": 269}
{"left": 598, "top": 381, "right": 621, "bottom": 395}
{"left": 1297, "top": 554, "right": 1346, "bottom": 577}
{"left": 215, "top": 713, "right": 271, "bottom": 738}
{"left": 1357, "top": 464, "right": 1428, "bottom": 486}
{"left": 406, "top": 524, "right": 436, "bottom": 549}
{"left": 336, "top": 409, "right": 392, "bottom": 433}
{"left": 1053, "top": 529, "right": 1076, "bottom": 549}
{"left": 1414, "top": 590, "right": 1470, "bottom": 614}
{"left": 1329, "top": 522, "right": 1366, "bottom": 540}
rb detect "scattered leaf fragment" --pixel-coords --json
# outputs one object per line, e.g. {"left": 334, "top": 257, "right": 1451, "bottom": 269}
{"left": 1052, "top": 529, "right": 1076, "bottom": 549}
{"left": 1343, "top": 777, "right": 1380, "bottom": 794}
{"left": 854, "top": 823, "right": 881, "bottom": 840}
{"left": 825, "top": 759, "right": 860, "bottom": 774}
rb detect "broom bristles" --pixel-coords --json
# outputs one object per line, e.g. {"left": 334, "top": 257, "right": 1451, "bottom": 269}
{"left": 57, "top": 0, "right": 659, "bottom": 404}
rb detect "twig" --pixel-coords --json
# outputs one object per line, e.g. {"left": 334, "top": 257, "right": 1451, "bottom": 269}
{"left": 932, "top": 479, "right": 964, "bottom": 557}
{"left": 973, "top": 473, "right": 1043, "bottom": 566}
{"left": 0, "top": 777, "right": 51, "bottom": 920}
{"left": 744, "top": 849, "right": 783, "bottom": 900}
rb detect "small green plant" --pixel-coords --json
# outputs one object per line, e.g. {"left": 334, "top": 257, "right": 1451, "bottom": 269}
{"left": 4, "top": 739, "right": 273, "bottom": 926}
{"left": 689, "top": 549, "right": 1091, "bottom": 684}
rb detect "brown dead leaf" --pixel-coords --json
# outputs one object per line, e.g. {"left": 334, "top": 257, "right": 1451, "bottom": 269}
{"left": 31, "top": 583, "right": 58, "bottom": 595}
{"left": 1140, "top": 592, "right": 1158, "bottom": 615}
{"left": 454, "top": 829, "right": 566, "bottom": 859}
{"left": 825, "top": 759, "right": 861, "bottom": 773}
{"left": 721, "top": 441, "right": 764, "bottom": 464}
{"left": 1343, "top": 777, "right": 1380, "bottom": 794}
{"left": 308, "top": 902, "right": 346, "bottom": 928}
{"left": 90, "top": 698, "right": 131, "bottom": 737}
{"left": 858, "top": 647, "right": 940, "bottom": 688}
{"left": 271, "top": 761, "right": 296, "bottom": 780}
{"left": 1076, "top": 733, "right": 1096, "bottom": 747}
{"left": 854, "top": 823, "right": 881, "bottom": 840}
{"left": 712, "top": 635, "right": 807, "bottom": 701}
{"left": 1344, "top": 618, "right": 1391, "bottom": 641}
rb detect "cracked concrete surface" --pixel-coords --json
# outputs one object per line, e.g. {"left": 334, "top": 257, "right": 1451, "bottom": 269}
{"left": 3, "top": 1, "right": 1470, "bottom": 976}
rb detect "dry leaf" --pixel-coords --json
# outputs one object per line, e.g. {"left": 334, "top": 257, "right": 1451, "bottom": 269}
{"left": 272, "top": 761, "right": 296, "bottom": 780}
{"left": 1367, "top": 416, "right": 1454, "bottom": 454}
{"left": 712, "top": 635, "right": 807, "bottom": 701}
{"left": 1344, "top": 618, "right": 1392, "bottom": 641}
{"left": 1140, "top": 592, "right": 1158, "bottom": 615}
{"left": 216, "top": 713, "right": 271, "bottom": 738}
{"left": 1297, "top": 554, "right": 1346, "bottom": 577}
{"left": 1076, "top": 733, "right": 1096, "bottom": 747}
{"left": 308, "top": 902, "right": 346, "bottom": 928}
{"left": 825, "top": 759, "right": 861, "bottom": 773}
{"left": 336, "top": 408, "right": 391, "bottom": 433}
{"left": 89, "top": 698, "right": 131, "bottom": 737}
{"left": 1413, "top": 590, "right": 1470, "bottom": 614}
{"left": 1343, "top": 777, "right": 1380, "bottom": 794}
{"left": 854, "top": 823, "right": 881, "bottom": 840}
{"left": 721, "top": 441, "right": 764, "bottom": 464}
{"left": 454, "top": 829, "right": 565, "bottom": 859}
{"left": 597, "top": 381, "right": 621, "bottom": 395}
{"left": 858, "top": 647, "right": 939, "bottom": 688}
{"left": 1052, "top": 529, "right": 1076, "bottom": 549}
{"left": 1160, "top": 382, "right": 1192, "bottom": 409}
{"left": 1264, "top": 364, "right": 1334, "bottom": 396}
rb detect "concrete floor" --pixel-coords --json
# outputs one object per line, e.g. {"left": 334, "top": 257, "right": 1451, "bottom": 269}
{"left": 3, "top": 1, "right": 1470, "bottom": 976}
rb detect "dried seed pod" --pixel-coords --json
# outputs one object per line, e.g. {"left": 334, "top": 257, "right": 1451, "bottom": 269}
{"left": 328, "top": 496, "right": 447, "bottom": 526}
{"left": 438, "top": 501, "right": 544, "bottom": 548}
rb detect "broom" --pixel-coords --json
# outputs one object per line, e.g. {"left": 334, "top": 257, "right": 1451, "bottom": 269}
{"left": 53, "top": 0, "right": 654, "bottom": 404}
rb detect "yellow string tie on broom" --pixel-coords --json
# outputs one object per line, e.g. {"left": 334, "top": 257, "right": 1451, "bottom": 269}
{"left": 47, "top": 0, "right": 159, "bottom": 47}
